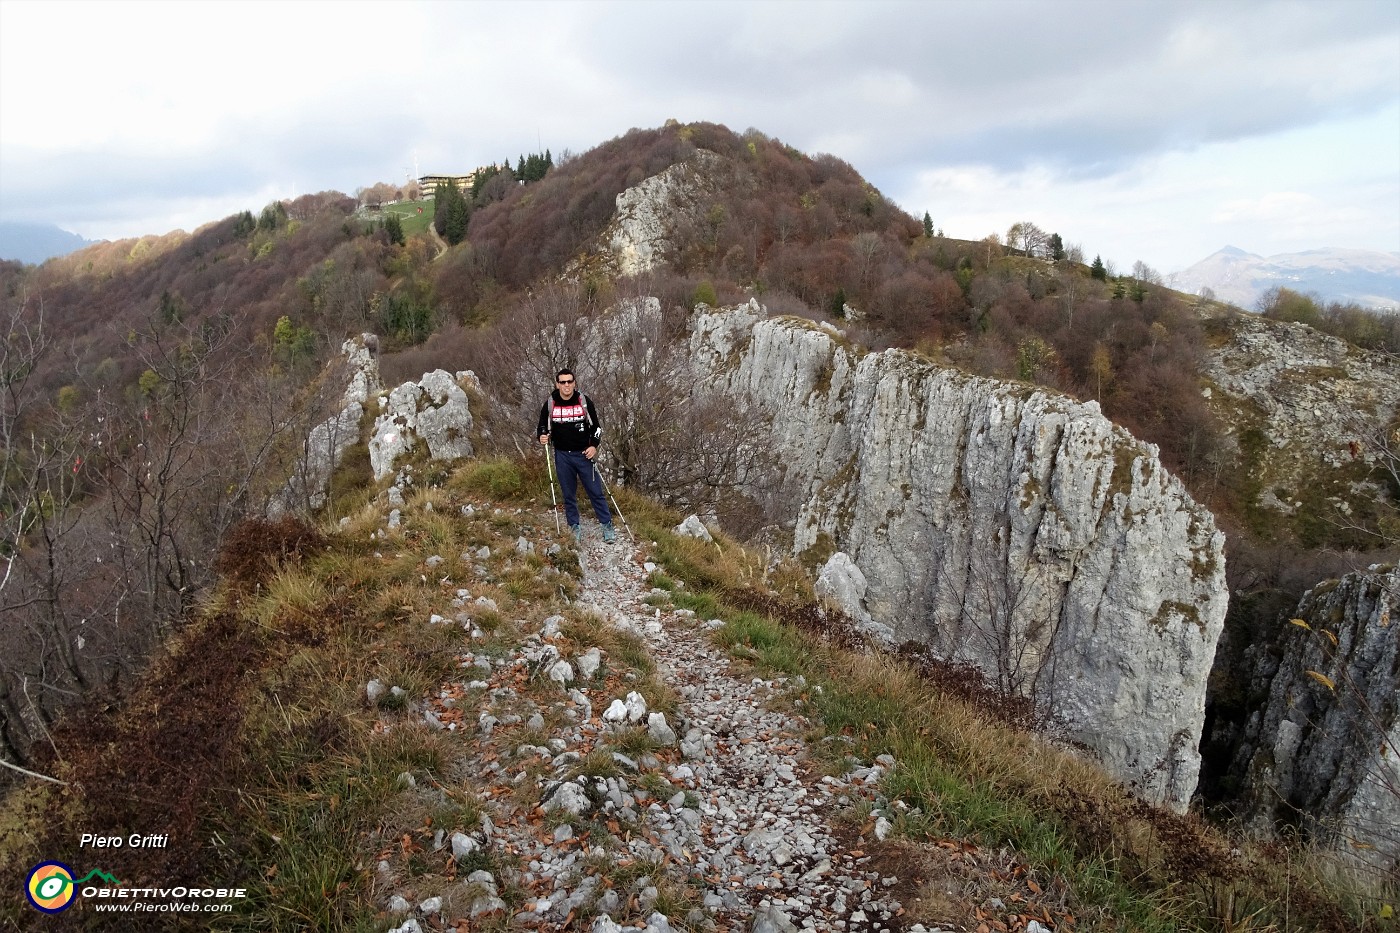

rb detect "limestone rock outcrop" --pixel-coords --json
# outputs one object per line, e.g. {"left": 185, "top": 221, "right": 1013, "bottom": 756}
{"left": 1228, "top": 568, "right": 1400, "bottom": 871}
{"left": 1201, "top": 313, "right": 1400, "bottom": 516}
{"left": 269, "top": 334, "right": 381, "bottom": 515}
{"left": 816, "top": 553, "right": 895, "bottom": 647}
{"left": 690, "top": 303, "right": 1227, "bottom": 810}
{"left": 370, "top": 370, "right": 476, "bottom": 480}
{"left": 601, "top": 150, "right": 723, "bottom": 277}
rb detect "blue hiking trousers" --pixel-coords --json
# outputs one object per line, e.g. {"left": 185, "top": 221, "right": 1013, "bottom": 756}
{"left": 554, "top": 449, "right": 612, "bottom": 528}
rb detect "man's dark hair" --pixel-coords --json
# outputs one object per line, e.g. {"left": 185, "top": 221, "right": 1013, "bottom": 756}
{"left": 556, "top": 368, "right": 575, "bottom": 380}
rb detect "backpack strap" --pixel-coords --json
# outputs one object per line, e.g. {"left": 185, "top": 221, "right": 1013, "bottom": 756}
{"left": 579, "top": 393, "right": 594, "bottom": 433}
{"left": 546, "top": 393, "right": 595, "bottom": 433}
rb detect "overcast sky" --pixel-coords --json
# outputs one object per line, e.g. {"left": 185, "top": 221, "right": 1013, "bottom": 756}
{"left": 2, "top": 0, "right": 1397, "bottom": 273}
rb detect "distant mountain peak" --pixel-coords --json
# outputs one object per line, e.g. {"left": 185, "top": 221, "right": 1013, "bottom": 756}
{"left": 1169, "top": 247, "right": 1400, "bottom": 312}
{"left": 0, "top": 222, "right": 96, "bottom": 265}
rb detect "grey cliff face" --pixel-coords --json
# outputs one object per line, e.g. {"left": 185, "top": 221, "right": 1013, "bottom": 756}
{"left": 1230, "top": 568, "right": 1400, "bottom": 872}
{"left": 269, "top": 334, "right": 381, "bottom": 516}
{"left": 691, "top": 304, "right": 1227, "bottom": 810}
{"left": 595, "top": 150, "right": 724, "bottom": 278}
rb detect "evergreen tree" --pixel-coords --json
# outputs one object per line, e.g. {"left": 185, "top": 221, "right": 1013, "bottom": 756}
{"left": 1090, "top": 255, "right": 1107, "bottom": 281}
{"left": 923, "top": 211, "right": 934, "bottom": 238}
{"left": 516, "top": 151, "right": 552, "bottom": 183}
{"left": 257, "top": 201, "right": 288, "bottom": 232}
{"left": 830, "top": 287, "right": 847, "bottom": 318}
{"left": 384, "top": 213, "right": 405, "bottom": 246}
{"left": 1048, "top": 233, "right": 1065, "bottom": 261}
{"left": 433, "top": 180, "right": 469, "bottom": 245}
{"left": 157, "top": 290, "right": 183, "bottom": 325}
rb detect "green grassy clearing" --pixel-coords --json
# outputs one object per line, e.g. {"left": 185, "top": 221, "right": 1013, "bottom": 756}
{"left": 379, "top": 197, "right": 435, "bottom": 236}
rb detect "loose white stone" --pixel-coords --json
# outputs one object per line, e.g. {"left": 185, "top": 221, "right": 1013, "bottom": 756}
{"left": 647, "top": 712, "right": 677, "bottom": 745}
{"left": 451, "top": 832, "right": 479, "bottom": 859}
{"left": 576, "top": 647, "right": 603, "bottom": 678}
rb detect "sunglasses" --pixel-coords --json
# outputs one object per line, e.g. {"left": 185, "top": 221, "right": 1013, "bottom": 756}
{"left": 557, "top": 379, "right": 574, "bottom": 385}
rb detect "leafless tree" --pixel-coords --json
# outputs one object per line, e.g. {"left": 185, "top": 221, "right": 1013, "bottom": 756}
{"left": 1, "top": 292, "right": 99, "bottom": 770}
{"left": 960, "top": 527, "right": 1059, "bottom": 705}
{"left": 1, "top": 303, "right": 309, "bottom": 773}
{"left": 482, "top": 278, "right": 782, "bottom": 533}
{"left": 1006, "top": 222, "right": 1049, "bottom": 260}
{"left": 1131, "top": 260, "right": 1162, "bottom": 286}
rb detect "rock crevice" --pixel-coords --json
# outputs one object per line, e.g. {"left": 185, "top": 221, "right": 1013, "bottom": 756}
{"left": 1228, "top": 567, "right": 1400, "bottom": 871}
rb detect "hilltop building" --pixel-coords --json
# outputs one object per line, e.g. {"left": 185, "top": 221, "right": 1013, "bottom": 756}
{"left": 418, "top": 164, "right": 510, "bottom": 199}
{"left": 417, "top": 174, "right": 476, "bottom": 199}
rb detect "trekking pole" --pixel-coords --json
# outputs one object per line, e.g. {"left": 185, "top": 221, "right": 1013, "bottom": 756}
{"left": 593, "top": 461, "right": 632, "bottom": 539}
{"left": 544, "top": 440, "right": 561, "bottom": 535}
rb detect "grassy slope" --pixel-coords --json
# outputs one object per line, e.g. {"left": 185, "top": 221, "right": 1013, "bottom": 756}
{"left": 380, "top": 198, "right": 436, "bottom": 236}
{"left": 0, "top": 454, "right": 1390, "bottom": 932}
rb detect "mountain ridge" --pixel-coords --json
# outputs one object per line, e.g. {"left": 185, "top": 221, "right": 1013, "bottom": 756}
{"left": 3, "top": 121, "right": 1398, "bottom": 928}
{"left": 1169, "top": 245, "right": 1400, "bottom": 311}
{"left": 0, "top": 221, "right": 97, "bottom": 265}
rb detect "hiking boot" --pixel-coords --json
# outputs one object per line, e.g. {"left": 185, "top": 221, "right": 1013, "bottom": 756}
{"left": 602, "top": 525, "right": 616, "bottom": 544}
{"left": 570, "top": 525, "right": 582, "bottom": 544}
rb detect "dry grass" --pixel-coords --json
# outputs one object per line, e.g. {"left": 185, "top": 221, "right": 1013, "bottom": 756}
{"left": 2, "top": 454, "right": 1391, "bottom": 932}
{"left": 636, "top": 500, "right": 1397, "bottom": 933}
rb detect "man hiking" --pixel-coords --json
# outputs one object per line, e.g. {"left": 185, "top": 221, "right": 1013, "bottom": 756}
{"left": 538, "top": 368, "right": 616, "bottom": 544}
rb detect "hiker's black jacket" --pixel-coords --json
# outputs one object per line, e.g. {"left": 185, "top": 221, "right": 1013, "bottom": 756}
{"left": 537, "top": 390, "right": 602, "bottom": 452}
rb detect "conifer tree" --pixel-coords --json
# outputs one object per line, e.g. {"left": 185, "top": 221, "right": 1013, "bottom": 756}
{"left": 433, "top": 179, "right": 469, "bottom": 245}
{"left": 923, "top": 212, "right": 934, "bottom": 238}
{"left": 384, "top": 213, "right": 405, "bottom": 246}
{"left": 1090, "top": 255, "right": 1107, "bottom": 281}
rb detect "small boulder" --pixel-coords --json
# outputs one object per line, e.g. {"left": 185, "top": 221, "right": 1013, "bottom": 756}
{"left": 624, "top": 691, "right": 648, "bottom": 723}
{"left": 576, "top": 647, "right": 602, "bottom": 679}
{"left": 673, "top": 515, "right": 713, "bottom": 543}
{"left": 647, "top": 712, "right": 677, "bottom": 745}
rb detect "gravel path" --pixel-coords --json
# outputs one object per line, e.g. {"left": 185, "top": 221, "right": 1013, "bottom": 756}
{"left": 382, "top": 521, "right": 923, "bottom": 933}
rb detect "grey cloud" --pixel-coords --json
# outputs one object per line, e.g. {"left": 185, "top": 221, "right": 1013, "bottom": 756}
{"left": 3, "top": 0, "right": 1395, "bottom": 241}
{"left": 566, "top": 0, "right": 1398, "bottom": 178}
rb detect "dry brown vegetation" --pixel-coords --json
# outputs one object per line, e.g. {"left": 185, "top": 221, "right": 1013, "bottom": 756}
{"left": 4, "top": 120, "right": 1399, "bottom": 927}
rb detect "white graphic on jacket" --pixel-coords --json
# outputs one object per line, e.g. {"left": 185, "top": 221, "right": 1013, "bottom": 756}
{"left": 551, "top": 402, "right": 586, "bottom": 424}
{"left": 537, "top": 391, "right": 602, "bottom": 452}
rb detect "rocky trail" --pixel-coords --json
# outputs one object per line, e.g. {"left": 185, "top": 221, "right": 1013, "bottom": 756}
{"left": 373, "top": 506, "right": 1064, "bottom": 933}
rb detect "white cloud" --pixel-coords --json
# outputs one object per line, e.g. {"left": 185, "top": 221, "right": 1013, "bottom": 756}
{"left": 1, "top": 0, "right": 1396, "bottom": 259}
{"left": 896, "top": 103, "right": 1400, "bottom": 273}
{"left": 1211, "top": 192, "right": 1320, "bottom": 224}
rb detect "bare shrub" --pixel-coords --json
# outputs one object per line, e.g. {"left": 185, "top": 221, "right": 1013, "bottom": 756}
{"left": 216, "top": 516, "right": 324, "bottom": 590}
